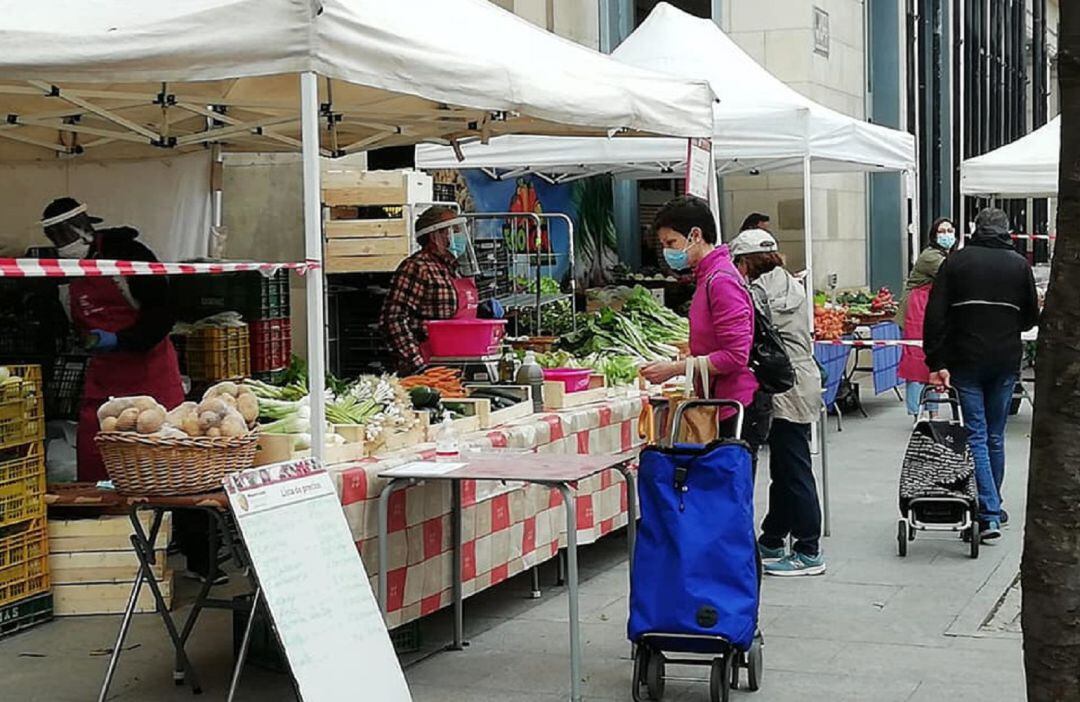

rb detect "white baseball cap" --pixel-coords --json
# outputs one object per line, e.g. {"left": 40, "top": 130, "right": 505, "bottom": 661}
{"left": 728, "top": 229, "right": 778, "bottom": 257}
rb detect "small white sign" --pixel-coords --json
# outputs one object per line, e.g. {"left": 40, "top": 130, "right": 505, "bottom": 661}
{"left": 380, "top": 461, "right": 466, "bottom": 478}
{"left": 684, "top": 138, "right": 712, "bottom": 199}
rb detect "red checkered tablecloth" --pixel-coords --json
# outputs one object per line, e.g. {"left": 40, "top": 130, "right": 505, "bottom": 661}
{"left": 327, "top": 392, "right": 645, "bottom": 628}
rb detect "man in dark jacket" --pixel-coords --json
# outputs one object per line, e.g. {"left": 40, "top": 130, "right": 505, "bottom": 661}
{"left": 924, "top": 208, "right": 1039, "bottom": 543}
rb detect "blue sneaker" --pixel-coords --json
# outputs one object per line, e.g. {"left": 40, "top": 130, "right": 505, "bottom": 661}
{"left": 980, "top": 521, "right": 1002, "bottom": 544}
{"left": 758, "top": 543, "right": 786, "bottom": 564}
{"left": 765, "top": 552, "right": 826, "bottom": 577}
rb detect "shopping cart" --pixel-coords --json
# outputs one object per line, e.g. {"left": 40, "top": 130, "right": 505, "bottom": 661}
{"left": 629, "top": 399, "right": 763, "bottom": 702}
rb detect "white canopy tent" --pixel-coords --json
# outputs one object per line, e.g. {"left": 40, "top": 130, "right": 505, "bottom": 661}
{"left": 417, "top": 2, "right": 919, "bottom": 296}
{"left": 0, "top": 0, "right": 716, "bottom": 468}
{"left": 960, "top": 116, "right": 1060, "bottom": 198}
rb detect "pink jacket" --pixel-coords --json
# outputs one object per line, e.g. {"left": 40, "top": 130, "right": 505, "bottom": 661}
{"left": 899, "top": 284, "right": 931, "bottom": 383}
{"left": 689, "top": 246, "right": 758, "bottom": 408}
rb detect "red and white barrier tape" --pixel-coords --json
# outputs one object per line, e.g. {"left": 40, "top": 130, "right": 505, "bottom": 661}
{"left": 1010, "top": 234, "right": 1056, "bottom": 241}
{"left": 0, "top": 257, "right": 319, "bottom": 278}
{"left": 816, "top": 338, "right": 923, "bottom": 347}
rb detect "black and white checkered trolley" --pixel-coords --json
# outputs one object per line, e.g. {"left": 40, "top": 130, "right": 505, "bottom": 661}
{"left": 897, "top": 387, "right": 980, "bottom": 559}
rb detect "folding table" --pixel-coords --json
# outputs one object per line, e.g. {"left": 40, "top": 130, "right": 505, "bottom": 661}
{"left": 376, "top": 451, "right": 639, "bottom": 702}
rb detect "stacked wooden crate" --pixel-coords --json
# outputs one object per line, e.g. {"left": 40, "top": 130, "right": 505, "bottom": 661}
{"left": 48, "top": 513, "right": 173, "bottom": 616}
{"left": 0, "top": 364, "right": 51, "bottom": 638}
{"left": 322, "top": 169, "right": 434, "bottom": 274}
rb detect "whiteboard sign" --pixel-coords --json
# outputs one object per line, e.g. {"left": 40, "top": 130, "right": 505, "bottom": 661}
{"left": 685, "top": 138, "right": 712, "bottom": 199}
{"left": 225, "top": 459, "right": 411, "bottom": 702}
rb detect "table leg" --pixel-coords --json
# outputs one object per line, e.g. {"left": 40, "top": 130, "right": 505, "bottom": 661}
{"left": 819, "top": 410, "right": 831, "bottom": 537}
{"left": 175, "top": 508, "right": 220, "bottom": 680}
{"left": 377, "top": 479, "right": 406, "bottom": 618}
{"left": 557, "top": 483, "right": 582, "bottom": 702}
{"left": 614, "top": 464, "right": 637, "bottom": 576}
{"left": 97, "top": 560, "right": 145, "bottom": 702}
{"left": 227, "top": 586, "right": 262, "bottom": 702}
{"left": 529, "top": 567, "right": 542, "bottom": 599}
{"left": 450, "top": 479, "right": 465, "bottom": 651}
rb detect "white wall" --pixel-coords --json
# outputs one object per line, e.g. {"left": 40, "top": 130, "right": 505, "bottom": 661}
{"left": 719, "top": 0, "right": 869, "bottom": 289}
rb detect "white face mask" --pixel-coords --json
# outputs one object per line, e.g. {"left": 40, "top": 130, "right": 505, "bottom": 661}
{"left": 56, "top": 239, "right": 90, "bottom": 259}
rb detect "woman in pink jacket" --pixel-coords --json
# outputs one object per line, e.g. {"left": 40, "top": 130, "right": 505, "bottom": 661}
{"left": 640, "top": 196, "right": 768, "bottom": 454}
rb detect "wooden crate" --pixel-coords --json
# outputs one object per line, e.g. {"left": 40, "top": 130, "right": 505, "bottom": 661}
{"left": 321, "top": 169, "right": 433, "bottom": 274}
{"left": 53, "top": 575, "right": 173, "bottom": 616}
{"left": 253, "top": 434, "right": 369, "bottom": 467}
{"left": 50, "top": 549, "right": 167, "bottom": 583}
{"left": 542, "top": 380, "right": 611, "bottom": 411}
{"left": 48, "top": 513, "right": 171, "bottom": 553}
{"left": 463, "top": 385, "right": 535, "bottom": 427}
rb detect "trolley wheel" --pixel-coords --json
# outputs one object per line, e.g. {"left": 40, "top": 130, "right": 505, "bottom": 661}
{"left": 747, "top": 632, "right": 764, "bottom": 692}
{"left": 897, "top": 520, "right": 908, "bottom": 557}
{"left": 645, "top": 650, "right": 666, "bottom": 700}
{"left": 632, "top": 645, "right": 649, "bottom": 702}
{"left": 969, "top": 524, "right": 980, "bottom": 559}
{"left": 710, "top": 654, "right": 732, "bottom": 702}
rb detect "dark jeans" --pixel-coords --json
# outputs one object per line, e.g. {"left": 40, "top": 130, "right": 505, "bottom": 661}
{"left": 759, "top": 418, "right": 822, "bottom": 556}
{"left": 952, "top": 368, "right": 1017, "bottom": 523}
{"left": 173, "top": 510, "right": 214, "bottom": 577}
{"left": 718, "top": 391, "right": 773, "bottom": 477}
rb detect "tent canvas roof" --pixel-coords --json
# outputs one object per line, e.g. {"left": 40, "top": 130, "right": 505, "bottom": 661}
{"left": 416, "top": 2, "right": 915, "bottom": 177}
{"left": 960, "top": 116, "right": 1060, "bottom": 198}
{"left": 0, "top": 0, "right": 716, "bottom": 162}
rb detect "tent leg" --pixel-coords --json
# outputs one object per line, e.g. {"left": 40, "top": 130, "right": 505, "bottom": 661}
{"left": 802, "top": 156, "right": 814, "bottom": 332}
{"left": 301, "top": 71, "right": 327, "bottom": 461}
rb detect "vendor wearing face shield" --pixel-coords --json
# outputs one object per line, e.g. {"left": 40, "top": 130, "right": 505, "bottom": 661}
{"left": 40, "top": 197, "right": 183, "bottom": 482}
{"left": 379, "top": 206, "right": 484, "bottom": 375}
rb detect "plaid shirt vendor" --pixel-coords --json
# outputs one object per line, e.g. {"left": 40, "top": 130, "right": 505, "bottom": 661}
{"left": 379, "top": 206, "right": 481, "bottom": 374}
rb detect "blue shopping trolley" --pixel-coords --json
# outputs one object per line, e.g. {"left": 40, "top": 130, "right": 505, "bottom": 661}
{"left": 629, "top": 399, "right": 763, "bottom": 702}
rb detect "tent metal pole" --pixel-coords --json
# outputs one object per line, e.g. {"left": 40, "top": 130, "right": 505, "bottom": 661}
{"left": 301, "top": 71, "right": 327, "bottom": 461}
{"left": 801, "top": 155, "right": 814, "bottom": 334}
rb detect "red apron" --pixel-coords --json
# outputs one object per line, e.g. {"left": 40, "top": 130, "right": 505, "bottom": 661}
{"left": 419, "top": 277, "right": 480, "bottom": 363}
{"left": 70, "top": 277, "right": 184, "bottom": 482}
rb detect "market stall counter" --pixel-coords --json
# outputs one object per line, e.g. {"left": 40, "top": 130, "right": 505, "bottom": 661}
{"left": 325, "top": 391, "right": 645, "bottom": 629}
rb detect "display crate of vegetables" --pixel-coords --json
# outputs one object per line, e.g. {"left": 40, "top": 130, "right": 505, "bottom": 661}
{"left": 0, "top": 443, "right": 45, "bottom": 530}
{"left": 0, "top": 366, "right": 43, "bottom": 452}
{"left": 463, "top": 385, "right": 534, "bottom": 428}
{"left": 94, "top": 381, "right": 260, "bottom": 496}
{"left": 558, "top": 286, "right": 687, "bottom": 366}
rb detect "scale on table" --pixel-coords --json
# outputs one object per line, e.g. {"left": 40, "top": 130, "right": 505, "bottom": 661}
{"left": 426, "top": 353, "right": 502, "bottom": 383}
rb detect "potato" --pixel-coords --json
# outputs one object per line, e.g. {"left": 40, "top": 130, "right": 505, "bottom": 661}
{"left": 165, "top": 402, "right": 197, "bottom": 427}
{"left": 204, "top": 381, "right": 239, "bottom": 399}
{"left": 198, "top": 411, "right": 220, "bottom": 431}
{"left": 132, "top": 396, "right": 161, "bottom": 412}
{"left": 218, "top": 393, "right": 238, "bottom": 409}
{"left": 136, "top": 407, "right": 166, "bottom": 434}
{"left": 181, "top": 414, "right": 202, "bottom": 437}
{"left": 196, "top": 397, "right": 228, "bottom": 418}
{"left": 96, "top": 398, "right": 131, "bottom": 423}
{"left": 115, "top": 407, "right": 140, "bottom": 432}
{"left": 101, "top": 416, "right": 119, "bottom": 432}
{"left": 207, "top": 427, "right": 222, "bottom": 438}
{"left": 219, "top": 409, "right": 248, "bottom": 438}
{"left": 237, "top": 393, "right": 259, "bottom": 426}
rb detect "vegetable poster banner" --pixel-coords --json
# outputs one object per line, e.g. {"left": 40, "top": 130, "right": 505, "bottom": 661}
{"left": 461, "top": 170, "right": 576, "bottom": 282}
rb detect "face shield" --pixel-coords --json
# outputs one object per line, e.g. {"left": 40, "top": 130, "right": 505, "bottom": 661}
{"left": 416, "top": 216, "right": 480, "bottom": 275}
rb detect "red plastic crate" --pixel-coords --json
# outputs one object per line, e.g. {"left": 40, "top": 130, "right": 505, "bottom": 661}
{"left": 250, "top": 318, "right": 291, "bottom": 373}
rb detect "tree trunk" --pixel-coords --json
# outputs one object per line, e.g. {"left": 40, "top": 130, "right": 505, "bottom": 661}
{"left": 1022, "top": 6, "right": 1080, "bottom": 701}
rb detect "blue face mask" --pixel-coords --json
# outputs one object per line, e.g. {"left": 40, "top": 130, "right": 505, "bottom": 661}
{"left": 937, "top": 232, "right": 956, "bottom": 250}
{"left": 663, "top": 235, "right": 697, "bottom": 271}
{"left": 448, "top": 232, "right": 468, "bottom": 257}
{"left": 663, "top": 247, "right": 689, "bottom": 271}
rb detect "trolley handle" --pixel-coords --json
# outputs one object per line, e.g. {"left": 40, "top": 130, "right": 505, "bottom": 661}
{"left": 917, "top": 386, "right": 964, "bottom": 426}
{"left": 671, "top": 399, "right": 745, "bottom": 446}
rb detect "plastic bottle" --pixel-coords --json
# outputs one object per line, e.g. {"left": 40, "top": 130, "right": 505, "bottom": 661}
{"left": 515, "top": 350, "right": 545, "bottom": 413}
{"left": 434, "top": 416, "right": 460, "bottom": 461}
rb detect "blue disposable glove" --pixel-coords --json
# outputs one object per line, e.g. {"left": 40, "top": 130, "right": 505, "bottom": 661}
{"left": 87, "top": 329, "right": 118, "bottom": 352}
{"left": 477, "top": 299, "right": 506, "bottom": 320}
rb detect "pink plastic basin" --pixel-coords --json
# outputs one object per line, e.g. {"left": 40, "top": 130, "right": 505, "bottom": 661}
{"left": 424, "top": 319, "right": 507, "bottom": 357}
{"left": 543, "top": 368, "right": 593, "bottom": 393}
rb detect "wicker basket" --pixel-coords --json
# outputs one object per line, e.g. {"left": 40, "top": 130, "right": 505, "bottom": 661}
{"left": 95, "top": 431, "right": 259, "bottom": 496}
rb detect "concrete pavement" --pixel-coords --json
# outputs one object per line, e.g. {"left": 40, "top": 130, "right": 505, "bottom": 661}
{"left": 0, "top": 393, "right": 1031, "bottom": 700}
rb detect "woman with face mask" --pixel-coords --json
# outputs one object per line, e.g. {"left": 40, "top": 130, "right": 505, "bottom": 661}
{"left": 640, "top": 197, "right": 769, "bottom": 453}
{"left": 896, "top": 217, "right": 958, "bottom": 415}
{"left": 380, "top": 206, "right": 481, "bottom": 375}
{"left": 39, "top": 197, "right": 183, "bottom": 483}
